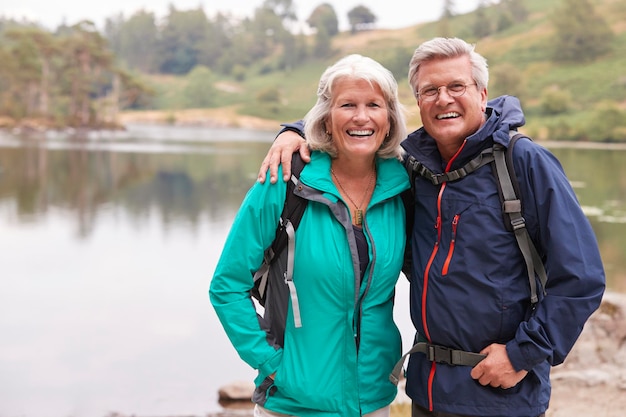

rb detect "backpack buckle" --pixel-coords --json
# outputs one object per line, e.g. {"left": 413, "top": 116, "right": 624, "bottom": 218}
{"left": 510, "top": 217, "right": 526, "bottom": 231}
{"left": 427, "top": 344, "right": 453, "bottom": 365}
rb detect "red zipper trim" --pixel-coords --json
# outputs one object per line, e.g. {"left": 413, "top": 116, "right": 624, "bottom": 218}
{"left": 442, "top": 214, "right": 459, "bottom": 275}
{"left": 425, "top": 140, "right": 467, "bottom": 411}
{"left": 422, "top": 182, "right": 447, "bottom": 411}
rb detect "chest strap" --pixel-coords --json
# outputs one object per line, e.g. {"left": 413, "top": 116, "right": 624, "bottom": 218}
{"left": 404, "top": 146, "right": 495, "bottom": 186}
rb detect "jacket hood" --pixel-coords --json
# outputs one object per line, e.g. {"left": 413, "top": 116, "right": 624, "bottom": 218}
{"left": 483, "top": 95, "right": 526, "bottom": 147}
{"left": 401, "top": 95, "right": 526, "bottom": 171}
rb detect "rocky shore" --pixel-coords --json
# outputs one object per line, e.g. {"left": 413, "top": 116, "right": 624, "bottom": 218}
{"left": 213, "top": 292, "right": 626, "bottom": 417}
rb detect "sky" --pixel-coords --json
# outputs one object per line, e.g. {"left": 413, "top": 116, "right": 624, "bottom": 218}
{"left": 2, "top": 0, "right": 482, "bottom": 32}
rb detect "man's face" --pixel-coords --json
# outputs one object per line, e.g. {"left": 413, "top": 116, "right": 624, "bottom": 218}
{"left": 414, "top": 55, "right": 488, "bottom": 159}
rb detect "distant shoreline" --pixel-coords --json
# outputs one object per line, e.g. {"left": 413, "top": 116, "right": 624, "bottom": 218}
{"left": 5, "top": 108, "right": 626, "bottom": 152}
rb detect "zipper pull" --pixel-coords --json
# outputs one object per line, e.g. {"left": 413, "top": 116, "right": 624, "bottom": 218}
{"left": 451, "top": 214, "right": 459, "bottom": 236}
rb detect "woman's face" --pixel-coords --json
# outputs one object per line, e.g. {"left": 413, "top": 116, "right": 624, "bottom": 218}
{"left": 325, "top": 77, "right": 390, "bottom": 161}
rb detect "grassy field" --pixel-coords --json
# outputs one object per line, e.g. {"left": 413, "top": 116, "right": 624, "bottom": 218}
{"left": 127, "top": 0, "right": 626, "bottom": 142}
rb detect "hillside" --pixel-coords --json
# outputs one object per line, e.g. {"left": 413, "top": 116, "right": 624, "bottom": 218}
{"left": 122, "top": 0, "right": 626, "bottom": 141}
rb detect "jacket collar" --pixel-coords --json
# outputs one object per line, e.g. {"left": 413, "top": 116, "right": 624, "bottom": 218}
{"left": 300, "top": 151, "right": 409, "bottom": 205}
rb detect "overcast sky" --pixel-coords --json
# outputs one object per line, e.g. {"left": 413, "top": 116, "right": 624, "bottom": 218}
{"left": 2, "top": 0, "right": 482, "bottom": 32}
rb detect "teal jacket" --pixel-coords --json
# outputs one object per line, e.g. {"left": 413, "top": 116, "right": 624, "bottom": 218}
{"left": 210, "top": 151, "right": 409, "bottom": 417}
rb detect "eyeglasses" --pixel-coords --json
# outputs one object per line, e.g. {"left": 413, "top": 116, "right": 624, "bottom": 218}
{"left": 416, "top": 82, "right": 478, "bottom": 102}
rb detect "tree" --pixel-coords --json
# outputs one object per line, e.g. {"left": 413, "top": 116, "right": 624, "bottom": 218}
{"left": 114, "top": 10, "right": 159, "bottom": 73}
{"left": 540, "top": 85, "right": 572, "bottom": 115}
{"left": 198, "top": 12, "right": 234, "bottom": 70}
{"left": 490, "top": 63, "right": 525, "bottom": 99}
{"left": 587, "top": 101, "right": 626, "bottom": 142}
{"left": 58, "top": 21, "right": 116, "bottom": 126}
{"left": 262, "top": 0, "right": 297, "bottom": 23}
{"left": 472, "top": 0, "right": 493, "bottom": 38}
{"left": 551, "top": 0, "right": 613, "bottom": 62}
{"left": 183, "top": 65, "right": 216, "bottom": 108}
{"left": 4, "top": 27, "right": 59, "bottom": 118}
{"left": 0, "top": 20, "right": 152, "bottom": 128}
{"left": 312, "top": 26, "right": 332, "bottom": 59}
{"left": 347, "top": 5, "right": 377, "bottom": 34}
{"left": 307, "top": 3, "right": 339, "bottom": 37}
{"left": 158, "top": 7, "right": 212, "bottom": 75}
{"left": 442, "top": 0, "right": 456, "bottom": 19}
{"left": 437, "top": 0, "right": 456, "bottom": 37}
{"left": 500, "top": 0, "right": 528, "bottom": 22}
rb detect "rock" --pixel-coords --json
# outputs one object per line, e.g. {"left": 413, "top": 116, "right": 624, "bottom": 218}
{"left": 552, "top": 292, "right": 626, "bottom": 380}
{"left": 218, "top": 380, "right": 255, "bottom": 402}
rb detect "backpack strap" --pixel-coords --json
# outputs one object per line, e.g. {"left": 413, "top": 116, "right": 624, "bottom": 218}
{"left": 404, "top": 146, "right": 496, "bottom": 186}
{"left": 252, "top": 152, "right": 308, "bottom": 329}
{"left": 494, "top": 132, "right": 547, "bottom": 306}
{"left": 403, "top": 133, "right": 547, "bottom": 305}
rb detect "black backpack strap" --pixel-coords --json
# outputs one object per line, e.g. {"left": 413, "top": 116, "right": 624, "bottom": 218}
{"left": 493, "top": 132, "right": 548, "bottom": 305}
{"left": 252, "top": 153, "right": 308, "bottom": 316}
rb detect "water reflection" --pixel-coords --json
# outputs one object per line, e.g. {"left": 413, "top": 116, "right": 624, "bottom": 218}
{"left": 551, "top": 146, "right": 626, "bottom": 292}
{"left": 0, "top": 128, "right": 624, "bottom": 417}
{"left": 0, "top": 128, "right": 273, "bottom": 238}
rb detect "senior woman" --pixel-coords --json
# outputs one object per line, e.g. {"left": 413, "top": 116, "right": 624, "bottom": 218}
{"left": 210, "top": 54, "right": 409, "bottom": 417}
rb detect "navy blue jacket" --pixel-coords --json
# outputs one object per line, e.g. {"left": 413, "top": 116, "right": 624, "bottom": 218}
{"left": 401, "top": 95, "right": 605, "bottom": 416}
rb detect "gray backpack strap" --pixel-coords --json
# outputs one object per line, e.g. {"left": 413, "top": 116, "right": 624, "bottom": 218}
{"left": 283, "top": 219, "right": 302, "bottom": 328}
{"left": 493, "top": 132, "right": 548, "bottom": 305}
{"left": 405, "top": 146, "right": 495, "bottom": 186}
{"left": 390, "top": 341, "right": 486, "bottom": 385}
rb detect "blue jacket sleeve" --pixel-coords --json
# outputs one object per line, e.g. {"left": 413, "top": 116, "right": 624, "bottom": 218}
{"left": 278, "top": 120, "right": 305, "bottom": 138}
{"left": 506, "top": 140, "right": 606, "bottom": 371}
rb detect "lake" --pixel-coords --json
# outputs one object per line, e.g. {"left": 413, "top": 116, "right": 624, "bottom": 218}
{"left": 0, "top": 124, "right": 623, "bottom": 417}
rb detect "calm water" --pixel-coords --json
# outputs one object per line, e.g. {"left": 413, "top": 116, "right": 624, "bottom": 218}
{"left": 0, "top": 125, "right": 623, "bottom": 417}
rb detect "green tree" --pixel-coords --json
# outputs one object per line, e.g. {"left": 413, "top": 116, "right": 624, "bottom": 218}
{"left": 587, "top": 102, "right": 626, "bottom": 142}
{"left": 540, "top": 85, "right": 572, "bottom": 115}
{"left": 198, "top": 12, "right": 233, "bottom": 70}
{"left": 182, "top": 65, "right": 216, "bottom": 108}
{"left": 158, "top": 7, "right": 211, "bottom": 75}
{"left": 490, "top": 63, "right": 525, "bottom": 99}
{"left": 500, "top": 0, "right": 528, "bottom": 22}
{"left": 279, "top": 32, "right": 308, "bottom": 72}
{"left": 472, "top": 0, "right": 493, "bottom": 38}
{"left": 4, "top": 27, "right": 59, "bottom": 119}
{"left": 307, "top": 3, "right": 339, "bottom": 37}
{"left": 347, "top": 5, "right": 377, "bottom": 34}
{"left": 438, "top": 0, "right": 456, "bottom": 37}
{"left": 312, "top": 27, "right": 332, "bottom": 59}
{"left": 551, "top": 0, "right": 613, "bottom": 62}
{"left": 262, "top": 0, "right": 297, "bottom": 23}
{"left": 112, "top": 10, "right": 159, "bottom": 73}
{"left": 58, "top": 21, "right": 116, "bottom": 126}
{"left": 0, "top": 19, "right": 153, "bottom": 127}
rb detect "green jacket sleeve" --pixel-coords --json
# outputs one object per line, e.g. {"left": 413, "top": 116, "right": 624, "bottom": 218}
{"left": 209, "top": 170, "right": 288, "bottom": 378}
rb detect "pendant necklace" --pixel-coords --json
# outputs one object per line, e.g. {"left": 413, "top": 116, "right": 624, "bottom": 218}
{"left": 331, "top": 167, "right": 376, "bottom": 226}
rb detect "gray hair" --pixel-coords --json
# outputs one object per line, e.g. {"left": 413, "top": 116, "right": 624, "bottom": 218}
{"left": 408, "top": 37, "right": 489, "bottom": 97}
{"left": 303, "top": 54, "right": 407, "bottom": 159}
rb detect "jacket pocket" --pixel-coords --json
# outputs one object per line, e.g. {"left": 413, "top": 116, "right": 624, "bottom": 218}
{"left": 253, "top": 376, "right": 277, "bottom": 406}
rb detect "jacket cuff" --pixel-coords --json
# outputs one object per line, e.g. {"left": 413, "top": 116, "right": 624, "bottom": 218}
{"left": 258, "top": 348, "right": 283, "bottom": 379}
{"left": 277, "top": 120, "right": 305, "bottom": 139}
{"left": 506, "top": 340, "right": 528, "bottom": 371}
